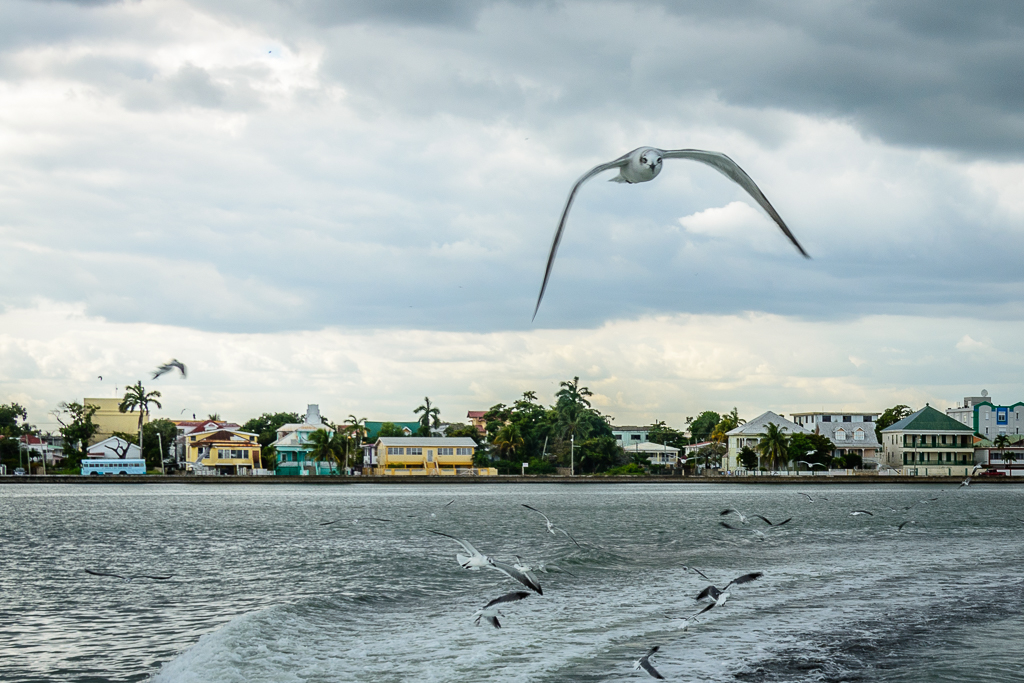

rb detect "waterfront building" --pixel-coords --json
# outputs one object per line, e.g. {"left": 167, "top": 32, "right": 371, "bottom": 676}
{"left": 272, "top": 404, "right": 337, "bottom": 476}
{"left": 172, "top": 418, "right": 241, "bottom": 467}
{"left": 790, "top": 411, "right": 883, "bottom": 468}
{"left": 622, "top": 441, "right": 680, "bottom": 467}
{"left": 370, "top": 436, "right": 493, "bottom": 475}
{"left": 946, "top": 391, "right": 1024, "bottom": 438}
{"left": 185, "top": 429, "right": 261, "bottom": 475}
{"left": 467, "top": 411, "right": 488, "bottom": 436}
{"left": 363, "top": 421, "right": 419, "bottom": 441}
{"left": 880, "top": 405, "right": 975, "bottom": 476}
{"left": 612, "top": 425, "right": 650, "bottom": 446}
{"left": 973, "top": 434, "right": 1024, "bottom": 476}
{"left": 83, "top": 397, "right": 148, "bottom": 445}
{"left": 87, "top": 436, "right": 141, "bottom": 460}
{"left": 724, "top": 412, "right": 810, "bottom": 471}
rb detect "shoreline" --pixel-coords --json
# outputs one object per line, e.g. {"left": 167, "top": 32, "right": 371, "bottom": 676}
{"left": 1, "top": 474, "right": 1021, "bottom": 485}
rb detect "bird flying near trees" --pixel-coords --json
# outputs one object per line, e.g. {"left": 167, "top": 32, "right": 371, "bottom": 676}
{"left": 152, "top": 359, "right": 187, "bottom": 379}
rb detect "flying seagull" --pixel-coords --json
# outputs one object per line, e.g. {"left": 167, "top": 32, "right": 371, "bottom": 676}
{"left": 720, "top": 521, "right": 767, "bottom": 540}
{"left": 720, "top": 508, "right": 750, "bottom": 524}
{"left": 682, "top": 565, "right": 711, "bottom": 581}
{"left": 84, "top": 569, "right": 173, "bottom": 583}
{"left": 488, "top": 558, "right": 543, "bottom": 595}
{"left": 897, "top": 520, "right": 917, "bottom": 531}
{"left": 633, "top": 646, "right": 666, "bottom": 680}
{"left": 797, "top": 461, "right": 827, "bottom": 470}
{"left": 958, "top": 477, "right": 971, "bottom": 488}
{"left": 850, "top": 510, "right": 873, "bottom": 516}
{"left": 429, "top": 531, "right": 491, "bottom": 569}
{"left": 515, "top": 555, "right": 575, "bottom": 577}
{"left": 695, "top": 571, "right": 763, "bottom": 603}
{"left": 152, "top": 359, "right": 187, "bottom": 379}
{"left": 693, "top": 590, "right": 730, "bottom": 618}
{"left": 797, "top": 492, "right": 814, "bottom": 502}
{"left": 753, "top": 515, "right": 792, "bottom": 527}
{"left": 521, "top": 504, "right": 581, "bottom": 546}
{"left": 473, "top": 590, "right": 530, "bottom": 628}
{"left": 533, "top": 146, "right": 809, "bottom": 319}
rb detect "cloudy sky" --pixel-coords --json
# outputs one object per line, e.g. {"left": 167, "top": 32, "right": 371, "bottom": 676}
{"left": 2, "top": 0, "right": 1023, "bottom": 430}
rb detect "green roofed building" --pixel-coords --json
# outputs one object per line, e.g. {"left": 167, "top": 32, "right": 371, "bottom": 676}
{"left": 880, "top": 404, "right": 976, "bottom": 476}
{"left": 363, "top": 421, "right": 420, "bottom": 441}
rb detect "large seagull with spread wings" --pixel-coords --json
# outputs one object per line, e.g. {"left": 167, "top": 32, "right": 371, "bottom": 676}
{"left": 533, "top": 146, "right": 810, "bottom": 319}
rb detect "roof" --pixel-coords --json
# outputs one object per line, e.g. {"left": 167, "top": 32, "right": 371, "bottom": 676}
{"left": 726, "top": 411, "right": 810, "bottom": 436}
{"left": 817, "top": 421, "right": 881, "bottom": 447}
{"left": 375, "top": 437, "right": 477, "bottom": 447}
{"left": 612, "top": 425, "right": 650, "bottom": 432}
{"left": 466, "top": 411, "right": 487, "bottom": 419}
{"left": 975, "top": 434, "right": 1024, "bottom": 447}
{"left": 192, "top": 429, "right": 258, "bottom": 443}
{"left": 622, "top": 441, "right": 679, "bottom": 454}
{"left": 882, "top": 405, "right": 975, "bottom": 433}
{"left": 364, "top": 421, "right": 420, "bottom": 439}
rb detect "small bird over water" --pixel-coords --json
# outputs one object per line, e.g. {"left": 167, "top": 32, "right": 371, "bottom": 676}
{"left": 152, "top": 359, "right": 187, "bottom": 379}
{"left": 533, "top": 146, "right": 810, "bottom": 319}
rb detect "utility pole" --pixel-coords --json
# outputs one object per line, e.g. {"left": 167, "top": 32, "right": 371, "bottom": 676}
{"left": 157, "top": 432, "right": 164, "bottom": 475}
{"left": 570, "top": 433, "right": 574, "bottom": 477}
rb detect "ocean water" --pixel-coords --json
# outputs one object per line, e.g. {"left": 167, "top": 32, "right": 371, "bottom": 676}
{"left": 1, "top": 482, "right": 1022, "bottom": 682}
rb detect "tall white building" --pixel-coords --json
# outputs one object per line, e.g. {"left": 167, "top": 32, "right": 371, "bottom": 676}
{"left": 946, "top": 391, "right": 1024, "bottom": 438}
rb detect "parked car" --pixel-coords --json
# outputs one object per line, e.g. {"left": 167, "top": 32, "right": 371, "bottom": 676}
{"left": 14, "top": 468, "right": 26, "bottom": 476}
{"left": 982, "top": 469, "right": 1007, "bottom": 476}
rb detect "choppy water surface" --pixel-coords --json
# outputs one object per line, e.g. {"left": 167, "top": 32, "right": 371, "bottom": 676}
{"left": 1, "top": 483, "right": 1022, "bottom": 682}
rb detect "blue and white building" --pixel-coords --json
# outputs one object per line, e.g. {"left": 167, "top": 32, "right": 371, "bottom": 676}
{"left": 273, "top": 405, "right": 338, "bottom": 476}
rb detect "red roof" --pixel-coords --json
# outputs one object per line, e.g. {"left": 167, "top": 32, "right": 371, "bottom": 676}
{"left": 467, "top": 411, "right": 486, "bottom": 418}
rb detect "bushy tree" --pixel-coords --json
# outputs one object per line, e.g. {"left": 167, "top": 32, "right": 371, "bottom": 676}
{"left": 142, "top": 418, "right": 178, "bottom": 471}
{"left": 738, "top": 445, "right": 759, "bottom": 469}
{"left": 241, "top": 412, "right": 302, "bottom": 449}
{"left": 875, "top": 405, "right": 912, "bottom": 441}
{"left": 788, "top": 433, "right": 834, "bottom": 468}
{"left": 54, "top": 401, "right": 100, "bottom": 467}
{"left": 647, "top": 421, "right": 687, "bottom": 449}
{"left": 689, "top": 411, "right": 721, "bottom": 443}
{"left": 0, "top": 403, "right": 31, "bottom": 468}
{"left": 378, "top": 422, "right": 408, "bottom": 437}
{"left": 444, "top": 422, "right": 483, "bottom": 445}
{"left": 575, "top": 435, "right": 624, "bottom": 474}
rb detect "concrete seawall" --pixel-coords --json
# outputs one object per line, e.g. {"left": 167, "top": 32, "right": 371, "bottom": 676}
{"left": 1, "top": 475, "right": 1020, "bottom": 485}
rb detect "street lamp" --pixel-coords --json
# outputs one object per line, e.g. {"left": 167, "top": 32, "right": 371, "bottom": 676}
{"left": 570, "top": 433, "right": 574, "bottom": 476}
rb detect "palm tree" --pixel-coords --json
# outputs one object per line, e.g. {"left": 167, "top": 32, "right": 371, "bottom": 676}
{"left": 305, "top": 428, "right": 338, "bottom": 474}
{"left": 343, "top": 415, "right": 367, "bottom": 474}
{"left": 414, "top": 397, "right": 441, "bottom": 434}
{"left": 757, "top": 423, "right": 790, "bottom": 471}
{"left": 493, "top": 423, "right": 525, "bottom": 459}
{"left": 992, "top": 434, "right": 1010, "bottom": 470}
{"left": 521, "top": 391, "right": 538, "bottom": 403}
{"left": 556, "top": 376, "right": 592, "bottom": 408}
{"left": 119, "top": 381, "right": 162, "bottom": 454}
{"left": 260, "top": 444, "right": 276, "bottom": 471}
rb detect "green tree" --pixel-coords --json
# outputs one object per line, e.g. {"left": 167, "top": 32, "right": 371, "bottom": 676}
{"left": 556, "top": 376, "right": 593, "bottom": 409}
{"left": 493, "top": 423, "right": 525, "bottom": 459}
{"left": 119, "top": 381, "right": 162, "bottom": 453}
{"left": 647, "top": 421, "right": 687, "bottom": 450}
{"left": 305, "top": 428, "right": 338, "bottom": 473}
{"left": 142, "top": 418, "right": 178, "bottom": 472}
{"left": 757, "top": 423, "right": 790, "bottom": 470}
{"left": 788, "top": 432, "right": 834, "bottom": 469}
{"left": 261, "top": 444, "right": 278, "bottom": 471}
{"left": 875, "top": 404, "right": 912, "bottom": 442}
{"left": 378, "top": 422, "right": 408, "bottom": 437}
{"left": 444, "top": 422, "right": 484, "bottom": 446}
{"left": 342, "top": 415, "right": 367, "bottom": 474}
{"left": 414, "top": 397, "right": 441, "bottom": 436}
{"left": 53, "top": 401, "right": 100, "bottom": 467}
{"left": 738, "top": 445, "right": 758, "bottom": 469}
{"left": 0, "top": 403, "right": 31, "bottom": 469}
{"left": 715, "top": 407, "right": 745, "bottom": 434}
{"left": 241, "top": 412, "right": 302, "bottom": 449}
{"left": 207, "top": 413, "right": 221, "bottom": 421}
{"left": 576, "top": 435, "right": 624, "bottom": 474}
{"left": 689, "top": 411, "right": 722, "bottom": 443}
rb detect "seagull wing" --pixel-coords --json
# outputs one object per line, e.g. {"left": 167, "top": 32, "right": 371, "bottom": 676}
{"left": 639, "top": 647, "right": 665, "bottom": 679}
{"left": 170, "top": 359, "right": 187, "bottom": 377}
{"left": 724, "top": 571, "right": 764, "bottom": 590}
{"left": 429, "top": 530, "right": 478, "bottom": 556}
{"left": 85, "top": 569, "right": 126, "bottom": 579}
{"left": 151, "top": 365, "right": 169, "bottom": 379}
{"left": 483, "top": 590, "right": 531, "bottom": 609}
{"left": 753, "top": 515, "right": 775, "bottom": 526}
{"left": 685, "top": 565, "right": 711, "bottom": 581}
{"left": 533, "top": 154, "right": 631, "bottom": 320}
{"left": 658, "top": 148, "right": 809, "bottom": 258}
{"left": 319, "top": 519, "right": 340, "bottom": 526}
{"left": 851, "top": 510, "right": 874, "bottom": 516}
{"left": 720, "top": 521, "right": 740, "bottom": 530}
{"left": 138, "top": 574, "right": 173, "bottom": 580}
{"left": 695, "top": 585, "right": 720, "bottom": 601}
{"left": 555, "top": 527, "right": 582, "bottom": 547}
{"left": 521, "top": 504, "right": 553, "bottom": 526}
{"left": 489, "top": 559, "right": 543, "bottom": 594}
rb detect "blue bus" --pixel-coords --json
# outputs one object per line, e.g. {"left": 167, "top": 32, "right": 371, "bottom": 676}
{"left": 81, "top": 459, "right": 146, "bottom": 476}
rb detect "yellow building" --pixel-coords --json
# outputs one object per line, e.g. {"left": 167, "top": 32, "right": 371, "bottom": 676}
{"left": 371, "top": 437, "right": 495, "bottom": 475}
{"left": 186, "top": 429, "right": 262, "bottom": 475}
{"left": 84, "top": 397, "right": 149, "bottom": 445}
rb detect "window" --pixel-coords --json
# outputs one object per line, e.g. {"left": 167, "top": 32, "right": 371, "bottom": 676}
{"left": 614, "top": 434, "right": 622, "bottom": 440}
{"left": 997, "top": 409, "right": 1008, "bottom": 425}
{"left": 864, "top": 416, "right": 873, "bottom": 422}
{"left": 438, "top": 448, "right": 454, "bottom": 455}
{"left": 456, "top": 448, "right": 472, "bottom": 455}
{"left": 835, "top": 429, "right": 846, "bottom": 441}
{"left": 407, "top": 447, "right": 423, "bottom": 456}
{"left": 387, "top": 447, "right": 404, "bottom": 455}
{"left": 854, "top": 430, "right": 865, "bottom": 441}
{"left": 843, "top": 415, "right": 852, "bottom": 422}
{"left": 822, "top": 416, "right": 832, "bottom": 422}
{"left": 631, "top": 434, "right": 641, "bottom": 440}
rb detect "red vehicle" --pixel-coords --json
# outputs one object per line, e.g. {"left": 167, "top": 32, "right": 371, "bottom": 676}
{"left": 982, "top": 469, "right": 1007, "bottom": 476}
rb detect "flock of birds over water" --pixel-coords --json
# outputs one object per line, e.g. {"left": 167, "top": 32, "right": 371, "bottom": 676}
{"left": 78, "top": 480, "right": 990, "bottom": 679}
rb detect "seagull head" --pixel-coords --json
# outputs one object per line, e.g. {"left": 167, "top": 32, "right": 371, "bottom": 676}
{"left": 636, "top": 149, "right": 663, "bottom": 176}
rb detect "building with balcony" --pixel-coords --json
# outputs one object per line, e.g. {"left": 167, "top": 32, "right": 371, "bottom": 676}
{"left": 370, "top": 436, "right": 494, "bottom": 475}
{"left": 790, "top": 412, "right": 883, "bottom": 468}
{"left": 467, "top": 411, "right": 488, "bottom": 436}
{"left": 623, "top": 441, "right": 681, "bottom": 467}
{"left": 186, "top": 429, "right": 261, "bottom": 475}
{"left": 725, "top": 411, "right": 810, "bottom": 471}
{"left": 946, "top": 392, "right": 1024, "bottom": 438}
{"left": 973, "top": 434, "right": 1024, "bottom": 476}
{"left": 272, "top": 404, "right": 337, "bottom": 476}
{"left": 612, "top": 426, "right": 651, "bottom": 446}
{"left": 880, "top": 404, "right": 975, "bottom": 476}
